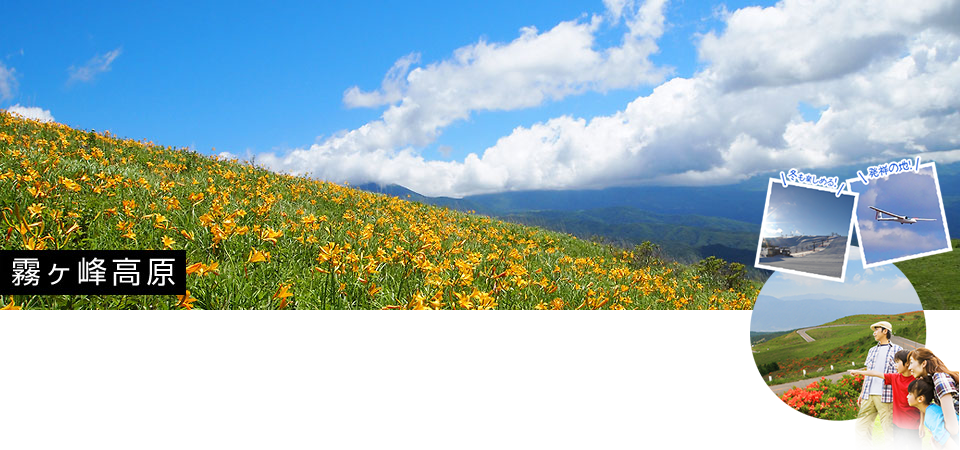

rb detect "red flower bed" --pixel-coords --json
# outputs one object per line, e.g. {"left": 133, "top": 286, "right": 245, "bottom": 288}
{"left": 780, "top": 374, "right": 864, "bottom": 420}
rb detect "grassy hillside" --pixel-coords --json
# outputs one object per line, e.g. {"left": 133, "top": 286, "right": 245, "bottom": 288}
{"left": 765, "top": 327, "right": 856, "bottom": 359}
{"left": 750, "top": 330, "right": 792, "bottom": 345}
{"left": 0, "top": 111, "right": 761, "bottom": 310}
{"left": 894, "top": 241, "right": 959, "bottom": 310}
{"left": 753, "top": 311, "right": 925, "bottom": 384}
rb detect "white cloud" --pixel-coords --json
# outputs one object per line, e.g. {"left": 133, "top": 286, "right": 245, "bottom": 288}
{"left": 334, "top": 3, "right": 668, "bottom": 148}
{"left": 6, "top": 104, "right": 55, "bottom": 123}
{"left": 698, "top": 0, "right": 930, "bottom": 91}
{"left": 259, "top": 1, "right": 669, "bottom": 191}
{"left": 603, "top": 0, "right": 630, "bottom": 23}
{"left": 260, "top": 0, "right": 960, "bottom": 198}
{"left": 858, "top": 223, "right": 943, "bottom": 252}
{"left": 68, "top": 48, "right": 122, "bottom": 84}
{"left": 0, "top": 62, "right": 16, "bottom": 101}
{"left": 891, "top": 276, "right": 913, "bottom": 290}
{"left": 343, "top": 53, "right": 420, "bottom": 108}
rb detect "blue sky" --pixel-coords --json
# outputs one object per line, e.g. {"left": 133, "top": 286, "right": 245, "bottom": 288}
{"left": 4, "top": 1, "right": 960, "bottom": 197}
{"left": 847, "top": 165, "right": 951, "bottom": 264}
{"left": 761, "top": 182, "right": 856, "bottom": 237}
{"left": 759, "top": 250, "right": 921, "bottom": 305}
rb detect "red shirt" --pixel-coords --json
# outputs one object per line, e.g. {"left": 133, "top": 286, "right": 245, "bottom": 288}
{"left": 885, "top": 372, "right": 921, "bottom": 429}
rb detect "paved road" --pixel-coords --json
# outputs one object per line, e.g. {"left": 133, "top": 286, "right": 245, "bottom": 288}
{"left": 796, "top": 324, "right": 859, "bottom": 343}
{"left": 794, "top": 325, "right": 923, "bottom": 349}
{"left": 892, "top": 335, "right": 924, "bottom": 352}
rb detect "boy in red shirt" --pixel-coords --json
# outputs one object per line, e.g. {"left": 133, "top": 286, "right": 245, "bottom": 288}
{"left": 851, "top": 350, "right": 921, "bottom": 447}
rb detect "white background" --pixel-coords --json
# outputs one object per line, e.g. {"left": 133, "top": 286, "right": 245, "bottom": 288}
{"left": 0, "top": 310, "right": 956, "bottom": 449}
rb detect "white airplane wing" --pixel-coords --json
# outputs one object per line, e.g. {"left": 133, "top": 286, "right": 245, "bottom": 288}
{"left": 869, "top": 206, "right": 905, "bottom": 219}
{"left": 913, "top": 218, "right": 937, "bottom": 221}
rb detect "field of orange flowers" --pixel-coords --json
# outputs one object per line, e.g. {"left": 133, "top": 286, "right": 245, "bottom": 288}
{"left": 0, "top": 111, "right": 761, "bottom": 310}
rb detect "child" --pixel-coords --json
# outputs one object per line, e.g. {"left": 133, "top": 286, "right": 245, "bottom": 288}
{"left": 908, "top": 378, "right": 960, "bottom": 450}
{"left": 850, "top": 350, "right": 921, "bottom": 447}
{"left": 909, "top": 349, "right": 960, "bottom": 440}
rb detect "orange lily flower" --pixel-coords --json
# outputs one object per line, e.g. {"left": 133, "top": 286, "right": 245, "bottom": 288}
{"left": 247, "top": 248, "right": 270, "bottom": 263}
{"left": 274, "top": 283, "right": 293, "bottom": 309}
{"left": 1, "top": 297, "right": 22, "bottom": 310}
{"left": 185, "top": 262, "right": 203, "bottom": 274}
{"left": 176, "top": 290, "right": 197, "bottom": 309}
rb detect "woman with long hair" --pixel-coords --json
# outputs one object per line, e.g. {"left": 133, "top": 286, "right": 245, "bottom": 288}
{"left": 909, "top": 348, "right": 959, "bottom": 440}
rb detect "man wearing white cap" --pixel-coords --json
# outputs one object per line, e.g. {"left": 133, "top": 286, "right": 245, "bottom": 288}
{"left": 855, "top": 321, "right": 904, "bottom": 444}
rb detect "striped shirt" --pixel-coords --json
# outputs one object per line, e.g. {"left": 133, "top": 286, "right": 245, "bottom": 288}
{"left": 932, "top": 372, "right": 960, "bottom": 416}
{"left": 861, "top": 342, "right": 903, "bottom": 403}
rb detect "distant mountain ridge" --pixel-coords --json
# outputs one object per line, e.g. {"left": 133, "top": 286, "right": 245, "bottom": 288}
{"left": 751, "top": 294, "right": 922, "bottom": 332}
{"left": 356, "top": 182, "right": 767, "bottom": 265}
{"left": 358, "top": 182, "right": 763, "bottom": 266}
{"left": 500, "top": 207, "right": 759, "bottom": 265}
{"left": 776, "top": 293, "right": 870, "bottom": 302}
{"left": 357, "top": 161, "right": 960, "bottom": 230}
{"left": 355, "top": 181, "right": 768, "bottom": 221}
{"left": 357, "top": 161, "right": 960, "bottom": 268}
{"left": 353, "top": 183, "right": 477, "bottom": 211}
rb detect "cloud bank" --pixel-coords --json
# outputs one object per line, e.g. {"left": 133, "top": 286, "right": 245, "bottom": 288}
{"left": 6, "top": 104, "right": 55, "bottom": 123}
{"left": 259, "top": 0, "right": 960, "bottom": 198}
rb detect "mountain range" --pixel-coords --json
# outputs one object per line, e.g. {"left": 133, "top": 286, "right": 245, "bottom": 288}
{"left": 357, "top": 161, "right": 960, "bottom": 270}
{"left": 751, "top": 294, "right": 922, "bottom": 332}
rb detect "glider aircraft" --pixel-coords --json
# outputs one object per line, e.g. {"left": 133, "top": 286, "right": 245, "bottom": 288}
{"left": 869, "top": 206, "right": 937, "bottom": 225}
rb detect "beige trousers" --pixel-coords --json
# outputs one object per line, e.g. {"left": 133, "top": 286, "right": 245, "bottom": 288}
{"left": 856, "top": 395, "right": 893, "bottom": 450}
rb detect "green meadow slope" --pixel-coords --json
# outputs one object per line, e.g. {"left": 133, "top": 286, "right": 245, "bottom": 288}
{"left": 753, "top": 312, "right": 925, "bottom": 385}
{"left": 0, "top": 111, "right": 761, "bottom": 310}
{"left": 894, "top": 241, "right": 959, "bottom": 310}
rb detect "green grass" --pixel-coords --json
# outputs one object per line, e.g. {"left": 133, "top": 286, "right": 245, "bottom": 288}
{"left": 754, "top": 311, "right": 926, "bottom": 385}
{"left": 820, "top": 313, "right": 926, "bottom": 343}
{"left": 823, "top": 313, "right": 899, "bottom": 326}
{"left": 750, "top": 330, "right": 792, "bottom": 345}
{"left": 894, "top": 240, "right": 959, "bottom": 309}
{"left": 755, "top": 322, "right": 905, "bottom": 366}
{"left": 0, "top": 111, "right": 763, "bottom": 310}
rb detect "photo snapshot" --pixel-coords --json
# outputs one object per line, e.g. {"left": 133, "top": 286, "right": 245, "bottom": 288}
{"left": 750, "top": 163, "right": 958, "bottom": 450}
{"left": 755, "top": 172, "right": 858, "bottom": 282}
{"left": 846, "top": 160, "right": 953, "bottom": 268}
